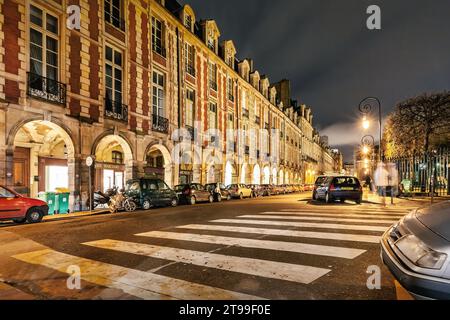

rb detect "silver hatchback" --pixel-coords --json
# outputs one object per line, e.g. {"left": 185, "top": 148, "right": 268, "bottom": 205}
{"left": 381, "top": 201, "right": 450, "bottom": 299}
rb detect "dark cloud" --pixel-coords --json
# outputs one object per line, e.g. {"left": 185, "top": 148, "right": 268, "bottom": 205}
{"left": 179, "top": 0, "right": 450, "bottom": 160}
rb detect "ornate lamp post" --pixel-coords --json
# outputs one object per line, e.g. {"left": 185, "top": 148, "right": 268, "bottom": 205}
{"left": 359, "top": 97, "right": 382, "bottom": 162}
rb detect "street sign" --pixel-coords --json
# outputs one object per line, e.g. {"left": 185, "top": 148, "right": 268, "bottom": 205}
{"left": 86, "top": 156, "right": 94, "bottom": 167}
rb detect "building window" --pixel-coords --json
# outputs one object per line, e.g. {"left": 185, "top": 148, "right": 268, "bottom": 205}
{"left": 104, "top": 0, "right": 123, "bottom": 30}
{"left": 105, "top": 45, "right": 122, "bottom": 103}
{"left": 184, "top": 43, "right": 195, "bottom": 76}
{"left": 228, "top": 113, "right": 234, "bottom": 129}
{"left": 185, "top": 89, "right": 195, "bottom": 127}
{"left": 208, "top": 102, "right": 217, "bottom": 130}
{"left": 207, "top": 37, "right": 215, "bottom": 52}
{"left": 227, "top": 78, "right": 234, "bottom": 101}
{"left": 29, "top": 5, "right": 59, "bottom": 81}
{"left": 185, "top": 14, "right": 192, "bottom": 31}
{"left": 112, "top": 151, "right": 123, "bottom": 164}
{"left": 152, "top": 71, "right": 165, "bottom": 117}
{"left": 208, "top": 62, "right": 217, "bottom": 91}
{"left": 152, "top": 17, "right": 165, "bottom": 57}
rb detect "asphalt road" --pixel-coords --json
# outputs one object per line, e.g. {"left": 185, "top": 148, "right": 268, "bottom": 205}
{"left": 0, "top": 192, "right": 418, "bottom": 300}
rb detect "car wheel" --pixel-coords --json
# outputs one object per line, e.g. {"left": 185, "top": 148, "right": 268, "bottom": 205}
{"left": 124, "top": 200, "right": 137, "bottom": 212}
{"left": 226, "top": 194, "right": 232, "bottom": 201}
{"left": 170, "top": 198, "right": 178, "bottom": 207}
{"left": 26, "top": 208, "right": 44, "bottom": 223}
{"left": 208, "top": 195, "right": 214, "bottom": 203}
{"left": 325, "top": 193, "right": 332, "bottom": 204}
{"left": 13, "top": 218, "right": 26, "bottom": 224}
{"left": 189, "top": 196, "right": 196, "bottom": 205}
{"left": 142, "top": 199, "right": 153, "bottom": 210}
{"left": 340, "top": 199, "right": 346, "bottom": 203}
{"left": 312, "top": 191, "right": 317, "bottom": 200}
{"left": 239, "top": 193, "right": 244, "bottom": 200}
{"left": 356, "top": 198, "right": 362, "bottom": 205}
{"left": 216, "top": 194, "right": 222, "bottom": 202}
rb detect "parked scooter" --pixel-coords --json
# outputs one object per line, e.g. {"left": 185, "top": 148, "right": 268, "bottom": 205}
{"left": 92, "top": 186, "right": 118, "bottom": 209}
{"left": 108, "top": 189, "right": 137, "bottom": 213}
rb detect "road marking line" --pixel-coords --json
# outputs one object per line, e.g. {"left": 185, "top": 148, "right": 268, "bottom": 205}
{"left": 136, "top": 231, "right": 366, "bottom": 259}
{"left": 211, "top": 219, "right": 389, "bottom": 232}
{"left": 176, "top": 224, "right": 381, "bottom": 243}
{"left": 239, "top": 215, "right": 398, "bottom": 224}
{"left": 265, "top": 212, "right": 405, "bottom": 219}
{"left": 280, "top": 209, "right": 409, "bottom": 215}
{"left": 13, "top": 249, "right": 262, "bottom": 300}
{"left": 84, "top": 239, "right": 330, "bottom": 284}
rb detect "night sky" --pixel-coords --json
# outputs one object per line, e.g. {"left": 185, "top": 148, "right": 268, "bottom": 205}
{"left": 179, "top": 0, "right": 450, "bottom": 161}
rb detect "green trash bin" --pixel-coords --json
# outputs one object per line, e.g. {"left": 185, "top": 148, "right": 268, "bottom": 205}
{"left": 57, "top": 192, "right": 70, "bottom": 214}
{"left": 37, "top": 192, "right": 57, "bottom": 215}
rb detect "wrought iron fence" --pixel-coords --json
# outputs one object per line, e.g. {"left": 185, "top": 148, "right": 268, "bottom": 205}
{"left": 389, "top": 147, "right": 449, "bottom": 196}
{"left": 27, "top": 72, "right": 66, "bottom": 105}
{"left": 152, "top": 114, "right": 169, "bottom": 134}
{"left": 104, "top": 98, "right": 128, "bottom": 122}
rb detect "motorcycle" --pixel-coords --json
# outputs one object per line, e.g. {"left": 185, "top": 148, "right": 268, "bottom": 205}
{"left": 91, "top": 186, "right": 118, "bottom": 209}
{"left": 108, "top": 189, "right": 137, "bottom": 213}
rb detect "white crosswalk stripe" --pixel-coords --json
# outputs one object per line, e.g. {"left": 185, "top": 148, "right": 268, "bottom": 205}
{"left": 13, "top": 249, "right": 263, "bottom": 300}
{"left": 83, "top": 239, "right": 331, "bottom": 284}
{"left": 264, "top": 212, "right": 405, "bottom": 219}
{"left": 136, "top": 230, "right": 366, "bottom": 259}
{"left": 238, "top": 215, "right": 398, "bottom": 224}
{"left": 211, "top": 219, "right": 389, "bottom": 232}
{"left": 176, "top": 224, "right": 382, "bottom": 243}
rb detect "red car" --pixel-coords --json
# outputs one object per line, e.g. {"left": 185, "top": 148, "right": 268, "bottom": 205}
{"left": 0, "top": 185, "right": 49, "bottom": 223}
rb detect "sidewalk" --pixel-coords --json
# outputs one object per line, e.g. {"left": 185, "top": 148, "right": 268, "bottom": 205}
{"left": 363, "top": 189, "right": 449, "bottom": 208}
{"left": 43, "top": 208, "right": 110, "bottom": 221}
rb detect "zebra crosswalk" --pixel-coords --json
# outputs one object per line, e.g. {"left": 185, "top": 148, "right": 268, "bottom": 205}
{"left": 12, "top": 204, "right": 412, "bottom": 300}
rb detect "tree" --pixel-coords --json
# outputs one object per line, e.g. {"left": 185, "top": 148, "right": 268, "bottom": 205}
{"left": 384, "top": 92, "right": 450, "bottom": 158}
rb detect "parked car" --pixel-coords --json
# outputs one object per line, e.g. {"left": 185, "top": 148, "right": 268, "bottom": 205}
{"left": 260, "top": 184, "right": 274, "bottom": 196}
{"left": 312, "top": 176, "right": 329, "bottom": 200}
{"left": 0, "top": 185, "right": 49, "bottom": 223}
{"left": 175, "top": 183, "right": 214, "bottom": 205}
{"left": 248, "top": 184, "right": 264, "bottom": 197}
{"left": 314, "top": 176, "right": 363, "bottom": 204}
{"left": 272, "top": 185, "right": 283, "bottom": 195}
{"left": 381, "top": 201, "right": 450, "bottom": 299}
{"left": 125, "top": 178, "right": 178, "bottom": 210}
{"left": 226, "top": 184, "right": 253, "bottom": 199}
{"left": 205, "top": 183, "right": 232, "bottom": 202}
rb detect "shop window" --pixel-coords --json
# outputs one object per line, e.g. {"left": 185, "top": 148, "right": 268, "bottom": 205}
{"left": 112, "top": 151, "right": 123, "bottom": 164}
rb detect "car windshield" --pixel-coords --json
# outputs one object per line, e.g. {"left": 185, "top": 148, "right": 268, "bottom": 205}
{"left": 0, "top": 186, "right": 16, "bottom": 198}
{"left": 126, "top": 181, "right": 140, "bottom": 192}
{"left": 333, "top": 177, "right": 360, "bottom": 186}
{"left": 315, "top": 177, "right": 327, "bottom": 185}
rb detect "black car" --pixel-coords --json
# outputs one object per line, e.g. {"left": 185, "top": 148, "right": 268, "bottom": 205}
{"left": 260, "top": 184, "right": 274, "bottom": 196}
{"left": 175, "top": 183, "right": 214, "bottom": 205}
{"left": 125, "top": 178, "right": 178, "bottom": 210}
{"left": 205, "top": 183, "right": 232, "bottom": 202}
{"left": 314, "top": 176, "right": 363, "bottom": 204}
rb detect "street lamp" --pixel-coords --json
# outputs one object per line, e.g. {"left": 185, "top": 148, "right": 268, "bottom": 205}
{"left": 359, "top": 97, "right": 382, "bottom": 162}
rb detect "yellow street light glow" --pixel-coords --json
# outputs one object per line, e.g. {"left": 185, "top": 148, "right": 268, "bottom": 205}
{"left": 362, "top": 116, "right": 370, "bottom": 130}
{"left": 362, "top": 146, "right": 370, "bottom": 154}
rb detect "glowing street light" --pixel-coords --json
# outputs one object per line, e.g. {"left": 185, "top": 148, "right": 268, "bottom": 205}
{"left": 362, "top": 145, "right": 370, "bottom": 155}
{"left": 362, "top": 116, "right": 370, "bottom": 130}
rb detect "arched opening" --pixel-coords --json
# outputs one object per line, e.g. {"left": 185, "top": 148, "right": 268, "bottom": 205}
{"left": 240, "top": 163, "right": 247, "bottom": 184}
{"left": 94, "top": 135, "right": 133, "bottom": 192}
{"left": 11, "top": 120, "right": 75, "bottom": 211}
{"left": 252, "top": 164, "right": 261, "bottom": 184}
{"left": 224, "top": 161, "right": 237, "bottom": 186}
{"left": 272, "top": 167, "right": 278, "bottom": 185}
{"left": 279, "top": 169, "right": 284, "bottom": 185}
{"left": 207, "top": 164, "right": 218, "bottom": 184}
{"left": 145, "top": 144, "right": 172, "bottom": 187}
{"left": 285, "top": 170, "right": 290, "bottom": 184}
{"left": 262, "top": 166, "right": 270, "bottom": 184}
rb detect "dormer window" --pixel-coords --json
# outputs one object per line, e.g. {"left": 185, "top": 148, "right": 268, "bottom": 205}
{"left": 185, "top": 15, "right": 192, "bottom": 31}
{"left": 207, "top": 37, "right": 215, "bottom": 52}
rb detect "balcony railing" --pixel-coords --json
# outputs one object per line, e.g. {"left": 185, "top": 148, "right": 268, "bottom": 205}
{"left": 152, "top": 114, "right": 169, "bottom": 134}
{"left": 152, "top": 45, "right": 166, "bottom": 58}
{"left": 242, "top": 109, "right": 249, "bottom": 118}
{"left": 209, "top": 81, "right": 218, "bottom": 91}
{"left": 104, "top": 98, "right": 128, "bottom": 122}
{"left": 27, "top": 72, "right": 66, "bottom": 105}
{"left": 255, "top": 116, "right": 261, "bottom": 125}
{"left": 186, "top": 65, "right": 196, "bottom": 77}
